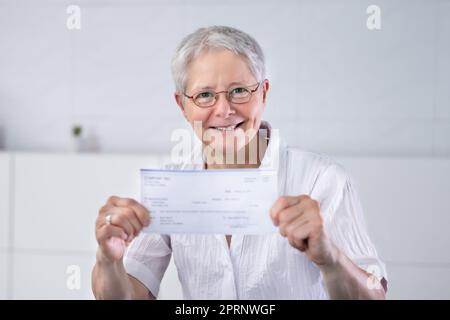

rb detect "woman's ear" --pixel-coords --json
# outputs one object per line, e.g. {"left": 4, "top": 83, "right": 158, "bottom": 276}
{"left": 262, "top": 79, "right": 269, "bottom": 103}
{"left": 174, "top": 92, "right": 185, "bottom": 112}
{"left": 174, "top": 92, "right": 191, "bottom": 122}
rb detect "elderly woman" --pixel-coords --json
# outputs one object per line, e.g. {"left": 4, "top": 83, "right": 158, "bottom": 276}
{"left": 92, "top": 26, "right": 387, "bottom": 300}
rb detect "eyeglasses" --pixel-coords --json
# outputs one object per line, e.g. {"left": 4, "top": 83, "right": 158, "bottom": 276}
{"left": 183, "top": 82, "right": 261, "bottom": 108}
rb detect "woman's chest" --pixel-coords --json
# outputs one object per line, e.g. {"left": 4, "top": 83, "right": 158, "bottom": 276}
{"left": 169, "top": 233, "right": 322, "bottom": 287}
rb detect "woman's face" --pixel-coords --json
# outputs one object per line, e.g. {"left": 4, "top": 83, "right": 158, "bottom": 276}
{"left": 175, "top": 49, "right": 269, "bottom": 156}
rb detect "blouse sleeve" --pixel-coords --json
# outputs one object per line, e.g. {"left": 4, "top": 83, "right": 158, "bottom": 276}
{"left": 123, "top": 233, "right": 172, "bottom": 298}
{"left": 313, "top": 163, "right": 388, "bottom": 283}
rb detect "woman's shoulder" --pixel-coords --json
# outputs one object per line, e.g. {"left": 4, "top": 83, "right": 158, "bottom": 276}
{"left": 283, "top": 146, "right": 351, "bottom": 212}
{"left": 284, "top": 145, "right": 348, "bottom": 182}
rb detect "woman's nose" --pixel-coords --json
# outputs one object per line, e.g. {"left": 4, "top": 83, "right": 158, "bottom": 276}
{"left": 213, "top": 93, "right": 235, "bottom": 118}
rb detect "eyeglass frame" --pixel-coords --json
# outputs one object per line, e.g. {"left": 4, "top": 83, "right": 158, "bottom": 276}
{"left": 183, "top": 81, "right": 262, "bottom": 108}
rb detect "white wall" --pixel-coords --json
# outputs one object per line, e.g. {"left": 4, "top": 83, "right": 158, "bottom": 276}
{"left": 0, "top": 0, "right": 449, "bottom": 155}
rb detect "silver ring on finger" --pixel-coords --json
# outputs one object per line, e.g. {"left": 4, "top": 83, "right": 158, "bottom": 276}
{"left": 105, "top": 213, "right": 113, "bottom": 226}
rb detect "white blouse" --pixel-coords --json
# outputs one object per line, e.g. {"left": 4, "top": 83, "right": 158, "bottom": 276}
{"left": 124, "top": 126, "right": 387, "bottom": 299}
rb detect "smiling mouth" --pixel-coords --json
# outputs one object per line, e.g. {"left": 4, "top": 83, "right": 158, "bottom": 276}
{"left": 210, "top": 121, "right": 245, "bottom": 132}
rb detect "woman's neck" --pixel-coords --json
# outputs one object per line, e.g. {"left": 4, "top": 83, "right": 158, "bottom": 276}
{"left": 204, "top": 133, "right": 269, "bottom": 170}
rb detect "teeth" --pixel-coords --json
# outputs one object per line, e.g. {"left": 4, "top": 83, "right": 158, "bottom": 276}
{"left": 213, "top": 124, "right": 238, "bottom": 131}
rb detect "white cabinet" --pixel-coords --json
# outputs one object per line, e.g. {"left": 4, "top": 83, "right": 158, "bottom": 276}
{"left": 0, "top": 252, "right": 8, "bottom": 299}
{"left": 12, "top": 252, "right": 96, "bottom": 299}
{"left": 0, "top": 153, "right": 11, "bottom": 299}
{"left": 0, "top": 153, "right": 10, "bottom": 249}
{"left": 9, "top": 152, "right": 184, "bottom": 299}
{"left": 13, "top": 153, "right": 163, "bottom": 253}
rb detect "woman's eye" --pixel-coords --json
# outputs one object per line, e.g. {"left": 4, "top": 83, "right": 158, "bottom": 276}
{"left": 198, "top": 92, "right": 213, "bottom": 99}
{"left": 231, "top": 87, "right": 245, "bottom": 94}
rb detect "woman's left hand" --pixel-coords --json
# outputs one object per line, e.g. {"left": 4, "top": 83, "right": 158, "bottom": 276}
{"left": 270, "top": 195, "right": 339, "bottom": 269}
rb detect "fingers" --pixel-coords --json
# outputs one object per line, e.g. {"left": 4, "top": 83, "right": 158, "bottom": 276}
{"left": 288, "top": 226, "right": 311, "bottom": 252}
{"left": 128, "top": 201, "right": 151, "bottom": 227}
{"left": 96, "top": 224, "right": 128, "bottom": 244}
{"left": 279, "top": 204, "right": 318, "bottom": 228}
{"left": 272, "top": 195, "right": 322, "bottom": 252}
{"left": 270, "top": 196, "right": 303, "bottom": 225}
{"left": 97, "top": 197, "right": 151, "bottom": 243}
{"left": 279, "top": 211, "right": 308, "bottom": 237}
{"left": 107, "top": 196, "right": 150, "bottom": 227}
{"left": 286, "top": 221, "right": 315, "bottom": 252}
{"left": 118, "top": 207, "right": 143, "bottom": 237}
{"left": 270, "top": 195, "right": 316, "bottom": 226}
{"left": 106, "top": 207, "right": 136, "bottom": 238}
{"left": 277, "top": 204, "right": 303, "bottom": 226}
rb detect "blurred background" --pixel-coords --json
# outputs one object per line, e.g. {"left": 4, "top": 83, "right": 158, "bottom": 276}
{"left": 0, "top": 0, "right": 449, "bottom": 299}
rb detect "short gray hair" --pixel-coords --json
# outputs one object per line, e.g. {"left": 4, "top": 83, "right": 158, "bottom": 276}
{"left": 171, "top": 25, "right": 266, "bottom": 93}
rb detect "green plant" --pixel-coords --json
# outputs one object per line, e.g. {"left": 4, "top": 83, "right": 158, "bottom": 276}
{"left": 72, "top": 125, "right": 82, "bottom": 137}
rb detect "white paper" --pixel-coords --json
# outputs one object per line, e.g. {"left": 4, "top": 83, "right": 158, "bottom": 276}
{"left": 140, "top": 168, "right": 279, "bottom": 234}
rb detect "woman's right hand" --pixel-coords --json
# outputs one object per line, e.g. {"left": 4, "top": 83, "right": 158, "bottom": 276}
{"left": 95, "top": 196, "right": 151, "bottom": 263}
